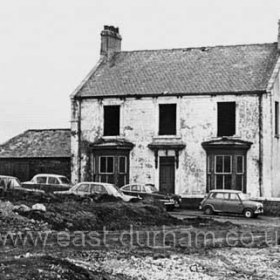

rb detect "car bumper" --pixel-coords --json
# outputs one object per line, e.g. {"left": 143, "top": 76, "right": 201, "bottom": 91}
{"left": 254, "top": 208, "right": 264, "bottom": 214}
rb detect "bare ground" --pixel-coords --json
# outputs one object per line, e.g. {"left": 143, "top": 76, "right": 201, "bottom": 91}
{"left": 1, "top": 193, "right": 279, "bottom": 279}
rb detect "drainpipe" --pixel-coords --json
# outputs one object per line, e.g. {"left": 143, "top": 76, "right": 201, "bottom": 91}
{"left": 258, "top": 93, "right": 263, "bottom": 197}
{"left": 77, "top": 97, "right": 82, "bottom": 182}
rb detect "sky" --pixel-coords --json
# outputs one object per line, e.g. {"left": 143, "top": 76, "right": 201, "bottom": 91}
{"left": 0, "top": 0, "right": 279, "bottom": 144}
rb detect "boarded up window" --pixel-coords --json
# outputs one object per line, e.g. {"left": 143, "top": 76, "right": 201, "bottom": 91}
{"left": 159, "top": 104, "right": 176, "bottom": 135}
{"left": 104, "top": 106, "right": 120, "bottom": 136}
{"left": 217, "top": 102, "right": 235, "bottom": 137}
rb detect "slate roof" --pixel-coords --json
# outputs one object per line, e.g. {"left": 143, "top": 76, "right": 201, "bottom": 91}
{"left": 77, "top": 43, "right": 279, "bottom": 98}
{"left": 0, "top": 129, "right": 71, "bottom": 158}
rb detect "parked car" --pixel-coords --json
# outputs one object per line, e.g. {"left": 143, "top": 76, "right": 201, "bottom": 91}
{"left": 199, "top": 189, "right": 264, "bottom": 218}
{"left": 54, "top": 182, "right": 139, "bottom": 202}
{"left": 120, "top": 183, "right": 181, "bottom": 211}
{"left": 0, "top": 175, "right": 44, "bottom": 196}
{"left": 22, "top": 174, "right": 71, "bottom": 193}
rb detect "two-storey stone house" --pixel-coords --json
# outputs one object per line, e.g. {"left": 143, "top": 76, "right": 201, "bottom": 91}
{"left": 71, "top": 23, "right": 280, "bottom": 198}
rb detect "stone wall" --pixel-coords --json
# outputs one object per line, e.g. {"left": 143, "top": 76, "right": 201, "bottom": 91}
{"left": 73, "top": 93, "right": 264, "bottom": 196}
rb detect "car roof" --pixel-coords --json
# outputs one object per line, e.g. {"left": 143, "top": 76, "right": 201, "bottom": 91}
{"left": 209, "top": 189, "right": 242, "bottom": 193}
{"left": 121, "top": 183, "right": 154, "bottom": 187}
{"left": 77, "top": 181, "right": 113, "bottom": 186}
{"left": 0, "top": 175, "right": 18, "bottom": 180}
{"left": 34, "top": 174, "right": 66, "bottom": 177}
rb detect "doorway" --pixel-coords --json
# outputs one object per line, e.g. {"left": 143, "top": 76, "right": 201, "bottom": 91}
{"left": 159, "top": 156, "right": 175, "bottom": 193}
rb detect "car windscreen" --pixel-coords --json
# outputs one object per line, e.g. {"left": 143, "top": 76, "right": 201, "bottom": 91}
{"left": 106, "top": 184, "right": 123, "bottom": 196}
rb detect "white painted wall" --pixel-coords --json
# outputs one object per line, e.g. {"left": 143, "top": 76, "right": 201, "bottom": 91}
{"left": 72, "top": 93, "right": 266, "bottom": 197}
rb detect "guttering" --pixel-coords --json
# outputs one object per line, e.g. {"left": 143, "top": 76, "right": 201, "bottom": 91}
{"left": 77, "top": 90, "right": 266, "bottom": 100}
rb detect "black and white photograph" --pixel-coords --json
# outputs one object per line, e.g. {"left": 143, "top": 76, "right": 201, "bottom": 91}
{"left": 1, "top": 0, "right": 280, "bottom": 279}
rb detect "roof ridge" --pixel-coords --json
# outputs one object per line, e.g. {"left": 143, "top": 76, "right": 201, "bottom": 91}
{"left": 117, "top": 42, "right": 277, "bottom": 54}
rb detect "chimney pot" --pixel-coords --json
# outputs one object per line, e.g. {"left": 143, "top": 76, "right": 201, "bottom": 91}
{"left": 100, "top": 25, "right": 122, "bottom": 58}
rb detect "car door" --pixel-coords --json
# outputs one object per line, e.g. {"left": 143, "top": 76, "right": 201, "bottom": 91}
{"left": 47, "top": 176, "right": 62, "bottom": 192}
{"left": 130, "top": 184, "right": 142, "bottom": 198}
{"left": 210, "top": 192, "right": 225, "bottom": 212}
{"left": 35, "top": 176, "right": 48, "bottom": 191}
{"left": 75, "top": 183, "right": 90, "bottom": 196}
{"left": 223, "top": 193, "right": 244, "bottom": 214}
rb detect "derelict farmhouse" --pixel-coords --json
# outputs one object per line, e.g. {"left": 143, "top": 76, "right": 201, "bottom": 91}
{"left": 69, "top": 22, "right": 280, "bottom": 198}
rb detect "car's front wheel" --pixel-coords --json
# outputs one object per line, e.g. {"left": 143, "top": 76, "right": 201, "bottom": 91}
{"left": 204, "top": 206, "right": 214, "bottom": 215}
{"left": 244, "top": 209, "right": 254, "bottom": 218}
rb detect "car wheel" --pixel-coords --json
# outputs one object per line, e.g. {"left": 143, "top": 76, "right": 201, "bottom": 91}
{"left": 204, "top": 206, "right": 214, "bottom": 215}
{"left": 244, "top": 209, "right": 254, "bottom": 218}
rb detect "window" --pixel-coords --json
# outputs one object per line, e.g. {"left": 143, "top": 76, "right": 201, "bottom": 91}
{"left": 48, "top": 177, "right": 60, "bottom": 185}
{"left": 217, "top": 102, "right": 236, "bottom": 137}
{"left": 36, "top": 176, "right": 47, "bottom": 184}
{"left": 159, "top": 104, "right": 176, "bottom": 135}
{"left": 119, "top": 156, "right": 127, "bottom": 173}
{"left": 213, "top": 192, "right": 229, "bottom": 200}
{"left": 77, "top": 183, "right": 90, "bottom": 192}
{"left": 275, "top": 101, "right": 279, "bottom": 136}
{"left": 100, "top": 156, "right": 114, "bottom": 173}
{"left": 206, "top": 153, "right": 246, "bottom": 192}
{"left": 229, "top": 193, "right": 239, "bottom": 200}
{"left": 93, "top": 152, "right": 130, "bottom": 187}
{"left": 215, "top": 155, "right": 232, "bottom": 189}
{"left": 131, "top": 185, "right": 141, "bottom": 192}
{"left": 91, "top": 184, "right": 107, "bottom": 194}
{"left": 104, "top": 105, "right": 120, "bottom": 136}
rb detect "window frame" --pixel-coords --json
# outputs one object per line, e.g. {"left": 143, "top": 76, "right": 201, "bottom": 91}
{"left": 206, "top": 152, "right": 246, "bottom": 193}
{"left": 99, "top": 156, "right": 114, "bottom": 174}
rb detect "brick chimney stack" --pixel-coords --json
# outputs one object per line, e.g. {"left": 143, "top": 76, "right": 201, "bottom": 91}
{"left": 100, "top": 25, "right": 122, "bottom": 58}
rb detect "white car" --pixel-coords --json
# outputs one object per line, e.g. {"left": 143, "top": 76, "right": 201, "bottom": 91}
{"left": 22, "top": 174, "right": 71, "bottom": 192}
{"left": 54, "top": 182, "right": 139, "bottom": 202}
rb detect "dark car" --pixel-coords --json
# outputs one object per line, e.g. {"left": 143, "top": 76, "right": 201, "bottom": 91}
{"left": 199, "top": 190, "right": 264, "bottom": 218}
{"left": 0, "top": 175, "right": 44, "bottom": 196}
{"left": 54, "top": 182, "right": 138, "bottom": 202}
{"left": 22, "top": 174, "right": 71, "bottom": 193}
{"left": 120, "top": 183, "right": 181, "bottom": 211}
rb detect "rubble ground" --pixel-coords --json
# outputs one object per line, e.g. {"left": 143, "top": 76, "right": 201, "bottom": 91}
{"left": 0, "top": 192, "right": 277, "bottom": 280}
{"left": 1, "top": 247, "right": 280, "bottom": 280}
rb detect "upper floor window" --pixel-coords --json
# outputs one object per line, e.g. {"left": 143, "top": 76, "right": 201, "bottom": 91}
{"left": 217, "top": 102, "right": 236, "bottom": 137}
{"left": 159, "top": 104, "right": 176, "bottom": 135}
{"left": 275, "top": 101, "right": 279, "bottom": 136}
{"left": 104, "top": 105, "right": 120, "bottom": 136}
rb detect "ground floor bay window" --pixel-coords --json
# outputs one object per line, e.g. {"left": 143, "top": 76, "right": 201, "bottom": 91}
{"left": 202, "top": 138, "right": 252, "bottom": 193}
{"left": 89, "top": 138, "right": 134, "bottom": 187}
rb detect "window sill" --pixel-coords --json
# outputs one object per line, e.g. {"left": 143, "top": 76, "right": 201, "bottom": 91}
{"left": 102, "top": 135, "right": 122, "bottom": 139}
{"left": 155, "top": 135, "right": 181, "bottom": 139}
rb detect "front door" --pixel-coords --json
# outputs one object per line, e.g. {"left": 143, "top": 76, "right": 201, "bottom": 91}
{"left": 159, "top": 157, "right": 175, "bottom": 193}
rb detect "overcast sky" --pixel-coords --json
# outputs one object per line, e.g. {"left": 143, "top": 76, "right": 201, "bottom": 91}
{"left": 0, "top": 0, "right": 279, "bottom": 144}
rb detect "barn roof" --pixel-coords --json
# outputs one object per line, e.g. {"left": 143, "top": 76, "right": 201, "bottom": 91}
{"left": 0, "top": 129, "right": 71, "bottom": 158}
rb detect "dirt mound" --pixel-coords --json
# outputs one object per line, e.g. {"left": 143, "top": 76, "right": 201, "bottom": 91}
{"left": 18, "top": 201, "right": 180, "bottom": 231}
